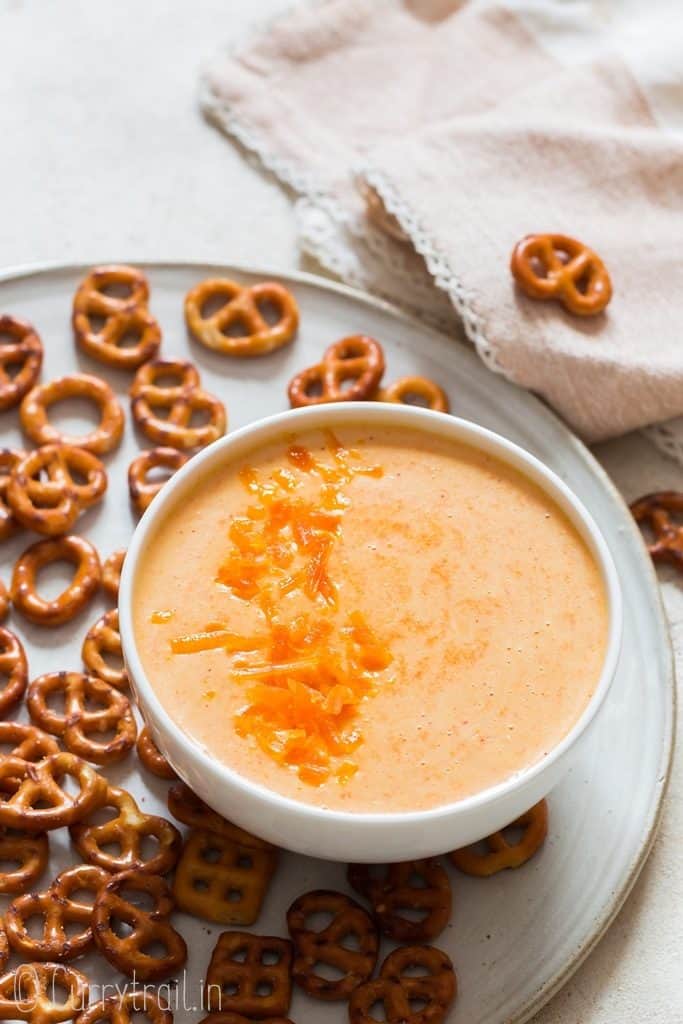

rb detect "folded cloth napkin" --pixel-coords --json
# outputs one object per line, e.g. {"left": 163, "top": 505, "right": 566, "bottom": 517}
{"left": 202, "top": 0, "right": 683, "bottom": 448}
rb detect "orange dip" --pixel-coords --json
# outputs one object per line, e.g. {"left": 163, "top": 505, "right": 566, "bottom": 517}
{"left": 133, "top": 426, "right": 608, "bottom": 813}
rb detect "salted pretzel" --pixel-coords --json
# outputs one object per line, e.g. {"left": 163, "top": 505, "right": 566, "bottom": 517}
{"left": 20, "top": 373, "right": 125, "bottom": 455}
{"left": 0, "top": 752, "right": 106, "bottom": 832}
{"left": 71, "top": 784, "right": 181, "bottom": 875}
{"left": 173, "top": 828, "right": 277, "bottom": 925}
{"left": 0, "top": 627, "right": 28, "bottom": 716}
{"left": 0, "top": 448, "right": 24, "bottom": 540}
{"left": 11, "top": 535, "right": 101, "bottom": 627}
{"left": 0, "top": 962, "right": 89, "bottom": 1024}
{"left": 381, "top": 945, "right": 456, "bottom": 1012}
{"left": 0, "top": 828, "right": 50, "bottom": 894}
{"left": 102, "top": 548, "right": 126, "bottom": 600}
{"left": 136, "top": 726, "right": 176, "bottom": 780}
{"left": 77, "top": 991, "right": 173, "bottom": 1024}
{"left": 73, "top": 264, "right": 161, "bottom": 370}
{"left": 81, "top": 609, "right": 128, "bottom": 690}
{"left": 128, "top": 447, "right": 189, "bottom": 515}
{"left": 185, "top": 278, "right": 299, "bottom": 357}
{"left": 288, "top": 335, "right": 385, "bottom": 407}
{"left": 7, "top": 444, "right": 107, "bottom": 536}
{"left": 130, "top": 359, "right": 226, "bottom": 450}
{"left": 6, "top": 863, "right": 110, "bottom": 961}
{"left": 0, "top": 722, "right": 59, "bottom": 792}
{"left": 348, "top": 859, "right": 451, "bottom": 941}
{"left": 204, "top": 932, "right": 293, "bottom": 1017}
{"left": 168, "top": 781, "right": 271, "bottom": 849}
{"left": 0, "top": 314, "right": 43, "bottom": 411}
{"left": 510, "top": 233, "right": 612, "bottom": 316}
{"left": 378, "top": 376, "right": 450, "bottom": 413}
{"left": 449, "top": 799, "right": 548, "bottom": 876}
{"left": 287, "top": 889, "right": 378, "bottom": 1000}
{"left": 93, "top": 868, "right": 188, "bottom": 982}
{"left": 28, "top": 671, "right": 136, "bottom": 765}
{"left": 631, "top": 491, "right": 683, "bottom": 570}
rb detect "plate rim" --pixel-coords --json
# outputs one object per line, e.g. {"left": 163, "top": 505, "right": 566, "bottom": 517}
{"left": 0, "top": 257, "right": 675, "bottom": 1024}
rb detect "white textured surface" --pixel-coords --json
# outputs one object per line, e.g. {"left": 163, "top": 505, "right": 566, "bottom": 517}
{"left": 0, "top": 2, "right": 680, "bottom": 1022}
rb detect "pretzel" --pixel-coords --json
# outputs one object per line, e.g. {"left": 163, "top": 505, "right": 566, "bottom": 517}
{"left": 449, "top": 799, "right": 548, "bottom": 876}
{"left": 11, "top": 535, "right": 101, "bottom": 627}
{"left": 204, "top": 932, "right": 293, "bottom": 1017}
{"left": 0, "top": 922, "right": 6, "bottom": 974}
{"left": 130, "top": 359, "right": 226, "bottom": 450}
{"left": 287, "top": 889, "right": 378, "bottom": 1000}
{"left": 128, "top": 447, "right": 189, "bottom": 516}
{"left": 7, "top": 444, "right": 107, "bottom": 536}
{"left": 0, "top": 828, "right": 50, "bottom": 894}
{"left": 102, "top": 548, "right": 126, "bottom": 601}
{"left": 350, "top": 945, "right": 456, "bottom": 1024}
{"left": 28, "top": 671, "right": 136, "bottom": 765}
{"left": 631, "top": 491, "right": 683, "bottom": 570}
{"left": 136, "top": 726, "right": 176, "bottom": 780}
{"left": 92, "top": 868, "right": 187, "bottom": 981}
{"left": 70, "top": 784, "right": 181, "bottom": 875}
{"left": 510, "top": 234, "right": 612, "bottom": 316}
{"left": 0, "top": 962, "right": 89, "bottom": 1024}
{"left": 0, "top": 721, "right": 59, "bottom": 792}
{"left": 73, "top": 264, "right": 162, "bottom": 370}
{"left": 0, "top": 448, "right": 25, "bottom": 540}
{"left": 185, "top": 278, "right": 299, "bottom": 357}
{"left": 378, "top": 376, "right": 450, "bottom": 413}
{"left": 76, "top": 992, "right": 173, "bottom": 1024}
{"left": 0, "top": 752, "right": 106, "bottom": 832}
{"left": 288, "top": 335, "right": 385, "bottom": 407}
{"left": 0, "top": 627, "right": 28, "bottom": 716}
{"left": 20, "top": 373, "right": 125, "bottom": 455}
{"left": 173, "top": 828, "right": 277, "bottom": 925}
{"left": 168, "top": 781, "right": 271, "bottom": 849}
{"left": 0, "top": 580, "right": 7, "bottom": 622}
{"left": 0, "top": 314, "right": 43, "bottom": 411}
{"left": 6, "top": 863, "right": 110, "bottom": 961}
{"left": 81, "top": 609, "right": 128, "bottom": 690}
{"left": 348, "top": 859, "right": 451, "bottom": 941}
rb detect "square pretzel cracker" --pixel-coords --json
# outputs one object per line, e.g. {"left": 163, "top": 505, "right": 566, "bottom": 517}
{"left": 174, "top": 829, "right": 277, "bottom": 925}
{"left": 204, "top": 931, "right": 293, "bottom": 1018}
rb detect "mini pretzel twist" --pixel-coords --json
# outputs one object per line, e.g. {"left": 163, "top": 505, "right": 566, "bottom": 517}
{"left": 348, "top": 859, "right": 451, "bottom": 942}
{"left": 0, "top": 315, "right": 43, "bottom": 411}
{"left": 70, "top": 784, "right": 181, "bottom": 875}
{"left": 128, "top": 447, "right": 189, "bottom": 516}
{"left": 0, "top": 580, "right": 7, "bottom": 622}
{"left": 184, "top": 278, "right": 299, "bottom": 356}
{"left": 0, "top": 721, "right": 59, "bottom": 792}
{"left": 5, "top": 863, "right": 110, "bottom": 961}
{"left": 7, "top": 444, "right": 107, "bottom": 536}
{"left": 136, "top": 726, "right": 176, "bottom": 780}
{"left": 448, "top": 799, "right": 548, "bottom": 876}
{"left": 378, "top": 376, "right": 450, "bottom": 414}
{"left": 204, "top": 932, "right": 293, "bottom": 1017}
{"left": 130, "top": 359, "right": 226, "bottom": 450}
{"left": 102, "top": 548, "right": 126, "bottom": 601}
{"left": 510, "top": 233, "right": 612, "bottom": 316}
{"left": 288, "top": 335, "right": 385, "bottom": 407}
{"left": 0, "top": 827, "right": 50, "bottom": 894}
{"left": 168, "top": 781, "right": 271, "bottom": 849}
{"left": 0, "top": 752, "right": 106, "bottom": 832}
{"left": 76, "top": 991, "right": 173, "bottom": 1024}
{"left": 0, "top": 627, "right": 28, "bottom": 717}
{"left": 82, "top": 609, "right": 128, "bottom": 690}
{"left": 631, "top": 491, "right": 683, "bottom": 570}
{"left": 11, "top": 535, "right": 101, "bottom": 627}
{"left": 287, "top": 889, "right": 378, "bottom": 1000}
{"left": 0, "top": 962, "right": 88, "bottom": 1024}
{"left": 20, "top": 373, "right": 125, "bottom": 455}
{"left": 92, "top": 868, "right": 188, "bottom": 982}
{"left": 380, "top": 945, "right": 457, "bottom": 1014}
{"left": 72, "top": 264, "right": 162, "bottom": 370}
{"left": 0, "top": 448, "right": 25, "bottom": 540}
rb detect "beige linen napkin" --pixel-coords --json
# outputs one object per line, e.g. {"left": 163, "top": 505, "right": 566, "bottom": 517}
{"left": 202, "top": 0, "right": 683, "bottom": 446}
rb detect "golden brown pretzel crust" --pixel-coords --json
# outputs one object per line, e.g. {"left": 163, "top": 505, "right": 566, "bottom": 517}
{"left": 128, "top": 446, "right": 189, "bottom": 515}
{"left": 378, "top": 376, "right": 450, "bottom": 413}
{"left": 0, "top": 448, "right": 25, "bottom": 540}
{"left": 449, "top": 799, "right": 548, "bottom": 876}
{"left": 288, "top": 335, "right": 385, "bottom": 407}
{"left": 185, "top": 278, "right": 299, "bottom": 356}
{"left": 20, "top": 373, "right": 125, "bottom": 455}
{"left": 510, "top": 234, "right": 612, "bottom": 316}
{"left": 130, "top": 359, "right": 226, "bottom": 450}
{"left": 631, "top": 491, "right": 683, "bottom": 569}
{"left": 7, "top": 444, "right": 107, "bottom": 536}
{"left": 350, "top": 944, "right": 456, "bottom": 1024}
{"left": 82, "top": 608, "right": 128, "bottom": 690}
{"left": 0, "top": 827, "right": 50, "bottom": 894}
{"left": 0, "top": 315, "right": 43, "bottom": 411}
{"left": 102, "top": 548, "right": 126, "bottom": 601}
{"left": 168, "top": 781, "right": 271, "bottom": 849}
{"left": 77, "top": 991, "right": 173, "bottom": 1024}
{"left": 204, "top": 932, "right": 293, "bottom": 1018}
{"left": 11, "top": 535, "right": 101, "bottom": 627}
{"left": 348, "top": 859, "right": 451, "bottom": 942}
{"left": 0, "top": 721, "right": 59, "bottom": 788}
{"left": 0, "top": 751, "right": 106, "bottom": 832}
{"left": 136, "top": 726, "right": 176, "bottom": 779}
{"left": 0, "top": 628, "right": 28, "bottom": 717}
{"left": 0, "top": 962, "right": 89, "bottom": 1024}
{"left": 73, "top": 264, "right": 161, "bottom": 370}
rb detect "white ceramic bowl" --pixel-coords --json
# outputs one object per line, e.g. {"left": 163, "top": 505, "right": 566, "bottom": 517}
{"left": 119, "top": 404, "right": 622, "bottom": 862}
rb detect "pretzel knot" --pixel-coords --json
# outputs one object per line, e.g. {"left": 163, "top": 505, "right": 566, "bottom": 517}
{"left": 136, "top": 726, "right": 176, "bottom": 780}
{"left": 378, "top": 376, "right": 450, "bottom": 414}
{"left": 631, "top": 491, "right": 683, "bottom": 569}
{"left": 5, "top": 863, "right": 110, "bottom": 962}
{"left": 167, "top": 781, "right": 271, "bottom": 849}
{"left": 77, "top": 991, "right": 173, "bottom": 1024}
{"left": 82, "top": 609, "right": 128, "bottom": 691}
{"left": 73, "top": 264, "right": 162, "bottom": 370}
{"left": 0, "top": 752, "right": 106, "bottom": 832}
{"left": 348, "top": 859, "right": 452, "bottom": 942}
{"left": 185, "top": 278, "right": 299, "bottom": 356}
{"left": 288, "top": 335, "right": 385, "bottom": 407}
{"left": 7, "top": 444, "right": 107, "bottom": 536}
{"left": 510, "top": 234, "right": 612, "bottom": 316}
{"left": 102, "top": 548, "right": 126, "bottom": 601}
{"left": 0, "top": 721, "right": 59, "bottom": 792}
{"left": 0, "top": 314, "right": 43, "bottom": 411}
{"left": 28, "top": 671, "right": 136, "bottom": 765}
{"left": 0, "top": 962, "right": 89, "bottom": 1024}
{"left": 287, "top": 889, "right": 378, "bottom": 1000}
{"left": 204, "top": 932, "right": 293, "bottom": 1017}
{"left": 0, "top": 448, "right": 25, "bottom": 541}
{"left": 449, "top": 799, "right": 548, "bottom": 876}
{"left": 70, "top": 784, "right": 181, "bottom": 875}
{"left": 0, "top": 827, "right": 50, "bottom": 895}
{"left": 0, "top": 628, "right": 28, "bottom": 717}
{"left": 128, "top": 447, "right": 189, "bottom": 516}
{"left": 350, "top": 945, "right": 456, "bottom": 1024}
{"left": 130, "top": 359, "right": 226, "bottom": 450}
{"left": 20, "top": 373, "right": 125, "bottom": 456}
{"left": 11, "top": 535, "right": 101, "bottom": 627}
{"left": 93, "top": 869, "right": 188, "bottom": 982}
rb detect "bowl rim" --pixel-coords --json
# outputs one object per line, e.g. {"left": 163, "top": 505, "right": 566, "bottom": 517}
{"left": 119, "top": 402, "right": 623, "bottom": 826}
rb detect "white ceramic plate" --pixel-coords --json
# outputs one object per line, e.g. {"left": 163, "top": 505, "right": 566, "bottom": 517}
{"left": 0, "top": 262, "right": 674, "bottom": 1024}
